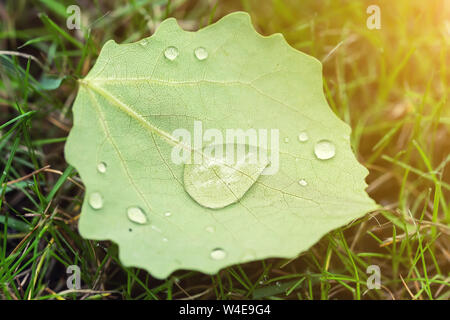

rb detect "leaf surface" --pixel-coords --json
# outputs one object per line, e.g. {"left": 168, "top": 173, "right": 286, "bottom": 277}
{"left": 65, "top": 12, "right": 378, "bottom": 278}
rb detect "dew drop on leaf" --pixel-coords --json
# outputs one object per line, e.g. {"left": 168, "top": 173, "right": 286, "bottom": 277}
{"left": 194, "top": 47, "right": 208, "bottom": 60}
{"left": 88, "top": 192, "right": 103, "bottom": 210}
{"left": 210, "top": 248, "right": 227, "bottom": 260}
{"left": 164, "top": 46, "right": 179, "bottom": 61}
{"left": 97, "top": 162, "right": 107, "bottom": 173}
{"left": 164, "top": 212, "right": 172, "bottom": 217}
{"left": 183, "top": 144, "right": 269, "bottom": 209}
{"left": 298, "top": 179, "right": 307, "bottom": 186}
{"left": 127, "top": 206, "right": 148, "bottom": 224}
{"left": 206, "top": 226, "right": 215, "bottom": 233}
{"left": 314, "top": 140, "right": 336, "bottom": 160}
{"left": 298, "top": 131, "right": 309, "bottom": 142}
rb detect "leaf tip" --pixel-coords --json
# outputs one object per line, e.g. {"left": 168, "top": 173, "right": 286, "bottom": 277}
{"left": 155, "top": 17, "right": 183, "bottom": 35}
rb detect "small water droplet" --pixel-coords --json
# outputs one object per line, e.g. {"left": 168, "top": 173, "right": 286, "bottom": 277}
{"left": 164, "top": 212, "right": 172, "bottom": 217}
{"left": 210, "top": 248, "right": 227, "bottom": 260}
{"left": 206, "top": 226, "right": 215, "bottom": 233}
{"left": 97, "top": 162, "right": 107, "bottom": 173}
{"left": 164, "top": 46, "right": 179, "bottom": 61}
{"left": 162, "top": 237, "right": 169, "bottom": 242}
{"left": 194, "top": 47, "right": 208, "bottom": 60}
{"left": 127, "top": 207, "right": 148, "bottom": 224}
{"left": 276, "top": 281, "right": 281, "bottom": 287}
{"left": 284, "top": 137, "right": 289, "bottom": 143}
{"left": 139, "top": 39, "right": 148, "bottom": 46}
{"left": 298, "top": 131, "right": 309, "bottom": 142}
{"left": 298, "top": 179, "right": 307, "bottom": 186}
{"left": 314, "top": 140, "right": 336, "bottom": 160}
{"left": 88, "top": 192, "right": 103, "bottom": 210}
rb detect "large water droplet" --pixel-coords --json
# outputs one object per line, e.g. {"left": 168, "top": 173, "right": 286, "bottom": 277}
{"left": 298, "top": 131, "right": 309, "bottom": 142}
{"left": 97, "top": 162, "right": 107, "bottom": 173}
{"left": 164, "top": 46, "right": 179, "bottom": 61}
{"left": 314, "top": 140, "right": 336, "bottom": 160}
{"left": 210, "top": 248, "right": 227, "bottom": 260}
{"left": 88, "top": 192, "right": 103, "bottom": 210}
{"left": 183, "top": 144, "right": 269, "bottom": 209}
{"left": 194, "top": 47, "right": 208, "bottom": 60}
{"left": 127, "top": 206, "right": 148, "bottom": 224}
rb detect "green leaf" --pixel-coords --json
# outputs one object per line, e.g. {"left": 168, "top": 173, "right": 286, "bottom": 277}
{"left": 65, "top": 12, "right": 378, "bottom": 279}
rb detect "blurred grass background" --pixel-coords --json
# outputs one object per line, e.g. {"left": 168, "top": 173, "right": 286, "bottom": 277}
{"left": 0, "top": 0, "right": 449, "bottom": 299}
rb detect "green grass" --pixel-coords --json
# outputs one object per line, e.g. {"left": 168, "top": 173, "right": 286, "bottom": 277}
{"left": 0, "top": 0, "right": 449, "bottom": 300}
